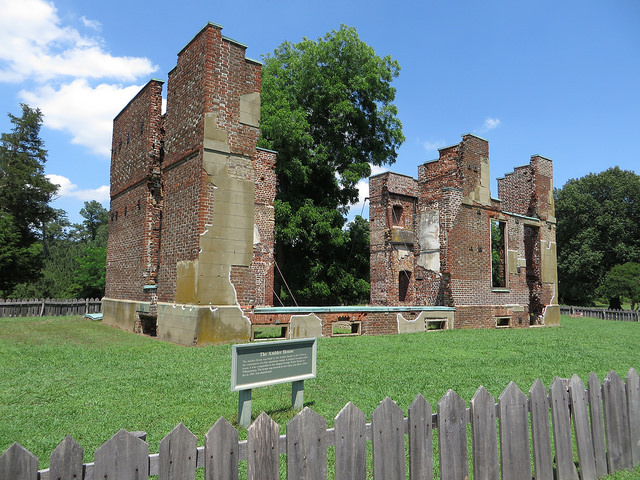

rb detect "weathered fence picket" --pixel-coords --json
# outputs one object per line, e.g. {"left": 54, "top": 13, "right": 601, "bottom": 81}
{"left": 334, "top": 402, "right": 366, "bottom": 480}
{"left": 4, "top": 369, "right": 640, "bottom": 480}
{"left": 437, "top": 389, "right": 468, "bottom": 479}
{"left": 372, "top": 397, "right": 405, "bottom": 480}
{"left": 205, "top": 417, "right": 238, "bottom": 480}
{"left": 93, "top": 429, "right": 149, "bottom": 479}
{"left": 498, "top": 382, "right": 531, "bottom": 480}
{"left": 529, "top": 379, "right": 554, "bottom": 480}
{"left": 627, "top": 368, "right": 640, "bottom": 467}
{"left": 470, "top": 386, "right": 498, "bottom": 480}
{"left": 0, "top": 298, "right": 102, "bottom": 318}
{"left": 287, "top": 407, "right": 327, "bottom": 480}
{"left": 0, "top": 443, "right": 38, "bottom": 480}
{"left": 407, "top": 394, "right": 433, "bottom": 480}
{"left": 247, "top": 412, "right": 280, "bottom": 480}
{"left": 569, "top": 375, "right": 597, "bottom": 480}
{"left": 159, "top": 423, "right": 197, "bottom": 480}
{"left": 550, "top": 377, "right": 579, "bottom": 479}
{"left": 603, "top": 370, "right": 633, "bottom": 472}
{"left": 588, "top": 372, "right": 609, "bottom": 477}
{"left": 49, "top": 435, "right": 83, "bottom": 480}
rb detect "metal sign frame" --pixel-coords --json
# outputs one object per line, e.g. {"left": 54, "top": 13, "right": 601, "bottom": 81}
{"left": 231, "top": 337, "right": 317, "bottom": 392}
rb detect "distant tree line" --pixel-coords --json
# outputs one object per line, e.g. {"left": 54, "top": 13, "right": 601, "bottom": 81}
{"left": 0, "top": 104, "right": 107, "bottom": 299}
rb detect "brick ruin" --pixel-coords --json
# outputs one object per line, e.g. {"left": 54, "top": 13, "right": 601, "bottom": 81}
{"left": 369, "top": 134, "right": 560, "bottom": 328}
{"left": 103, "top": 24, "right": 559, "bottom": 345}
{"left": 104, "top": 23, "right": 277, "bottom": 344}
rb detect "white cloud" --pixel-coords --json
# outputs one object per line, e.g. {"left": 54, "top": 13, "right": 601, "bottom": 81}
{"left": 47, "top": 174, "right": 109, "bottom": 202}
{"left": 80, "top": 16, "right": 101, "bottom": 31}
{"left": 0, "top": 0, "right": 156, "bottom": 83}
{"left": 20, "top": 80, "right": 145, "bottom": 157}
{"left": 479, "top": 117, "right": 501, "bottom": 133}
{"left": 0, "top": 0, "right": 157, "bottom": 157}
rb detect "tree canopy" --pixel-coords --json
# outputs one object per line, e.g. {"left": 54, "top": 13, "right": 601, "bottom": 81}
{"left": 555, "top": 167, "right": 640, "bottom": 306}
{"left": 259, "top": 25, "right": 404, "bottom": 305}
{"left": 0, "top": 104, "right": 58, "bottom": 295}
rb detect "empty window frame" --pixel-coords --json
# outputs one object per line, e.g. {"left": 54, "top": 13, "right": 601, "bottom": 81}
{"left": 392, "top": 205, "right": 403, "bottom": 226}
{"left": 495, "top": 317, "right": 511, "bottom": 328}
{"left": 491, "top": 219, "right": 507, "bottom": 288}
{"left": 332, "top": 320, "right": 362, "bottom": 336}
{"left": 426, "top": 319, "right": 446, "bottom": 331}
{"left": 399, "top": 270, "right": 411, "bottom": 301}
{"left": 251, "top": 324, "right": 288, "bottom": 341}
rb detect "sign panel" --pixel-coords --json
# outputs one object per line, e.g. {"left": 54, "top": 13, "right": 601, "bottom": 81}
{"left": 231, "top": 338, "right": 317, "bottom": 391}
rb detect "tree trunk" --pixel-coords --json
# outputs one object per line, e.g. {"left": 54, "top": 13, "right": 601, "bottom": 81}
{"left": 608, "top": 296, "right": 622, "bottom": 310}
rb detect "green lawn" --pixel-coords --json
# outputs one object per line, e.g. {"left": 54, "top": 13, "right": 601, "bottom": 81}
{"left": 1, "top": 315, "right": 640, "bottom": 478}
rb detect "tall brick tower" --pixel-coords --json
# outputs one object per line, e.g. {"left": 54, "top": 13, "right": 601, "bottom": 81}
{"left": 104, "top": 23, "right": 276, "bottom": 345}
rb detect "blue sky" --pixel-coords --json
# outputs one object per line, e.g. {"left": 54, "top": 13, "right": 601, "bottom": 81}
{"left": 1, "top": 0, "right": 638, "bottom": 224}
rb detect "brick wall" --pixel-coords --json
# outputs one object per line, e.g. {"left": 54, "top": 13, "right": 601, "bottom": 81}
{"left": 370, "top": 134, "right": 558, "bottom": 328}
{"left": 247, "top": 309, "right": 412, "bottom": 337}
{"left": 106, "top": 80, "right": 163, "bottom": 302}
{"left": 106, "top": 23, "right": 275, "bottom": 311}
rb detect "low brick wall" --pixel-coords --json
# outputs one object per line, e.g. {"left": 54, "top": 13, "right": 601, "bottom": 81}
{"left": 245, "top": 306, "right": 456, "bottom": 338}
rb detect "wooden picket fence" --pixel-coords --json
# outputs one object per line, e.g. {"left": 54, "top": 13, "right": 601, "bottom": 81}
{"left": 2, "top": 369, "right": 639, "bottom": 480}
{"left": 0, "top": 298, "right": 102, "bottom": 318}
{"left": 560, "top": 306, "right": 640, "bottom": 322}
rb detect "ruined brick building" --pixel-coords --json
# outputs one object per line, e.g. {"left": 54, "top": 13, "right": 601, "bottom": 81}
{"left": 369, "top": 134, "right": 560, "bottom": 328}
{"left": 104, "top": 24, "right": 558, "bottom": 345}
{"left": 104, "top": 23, "right": 277, "bottom": 344}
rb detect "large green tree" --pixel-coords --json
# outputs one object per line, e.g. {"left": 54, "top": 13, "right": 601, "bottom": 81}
{"left": 0, "top": 104, "right": 58, "bottom": 295}
{"left": 259, "top": 26, "right": 404, "bottom": 305}
{"left": 555, "top": 167, "right": 640, "bottom": 305}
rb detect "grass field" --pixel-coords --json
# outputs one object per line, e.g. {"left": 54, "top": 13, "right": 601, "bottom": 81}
{"left": 1, "top": 315, "right": 640, "bottom": 478}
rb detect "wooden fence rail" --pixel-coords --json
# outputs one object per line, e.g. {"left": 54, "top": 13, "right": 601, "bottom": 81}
{"left": 0, "top": 298, "right": 102, "bottom": 318}
{"left": 2, "top": 369, "right": 639, "bottom": 479}
{"left": 560, "top": 306, "right": 640, "bottom": 322}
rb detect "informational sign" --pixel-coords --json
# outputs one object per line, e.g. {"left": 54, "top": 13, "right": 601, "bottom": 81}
{"left": 231, "top": 338, "right": 317, "bottom": 392}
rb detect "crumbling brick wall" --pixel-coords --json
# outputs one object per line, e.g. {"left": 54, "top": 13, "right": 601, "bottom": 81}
{"left": 106, "top": 80, "right": 163, "bottom": 302}
{"left": 370, "top": 134, "right": 559, "bottom": 328}
{"left": 106, "top": 23, "right": 275, "bottom": 324}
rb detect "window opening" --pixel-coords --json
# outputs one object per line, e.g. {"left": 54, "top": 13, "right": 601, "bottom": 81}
{"left": 392, "top": 205, "right": 403, "bottom": 226}
{"left": 332, "top": 317, "right": 361, "bottom": 336}
{"left": 399, "top": 270, "right": 411, "bottom": 301}
{"left": 252, "top": 324, "right": 288, "bottom": 341}
{"left": 427, "top": 320, "right": 446, "bottom": 331}
{"left": 524, "top": 225, "right": 543, "bottom": 324}
{"left": 139, "top": 313, "right": 157, "bottom": 336}
{"left": 496, "top": 317, "right": 510, "bottom": 328}
{"left": 491, "top": 220, "right": 506, "bottom": 288}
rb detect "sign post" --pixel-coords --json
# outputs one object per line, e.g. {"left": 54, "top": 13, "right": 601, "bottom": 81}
{"left": 231, "top": 338, "right": 317, "bottom": 428}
